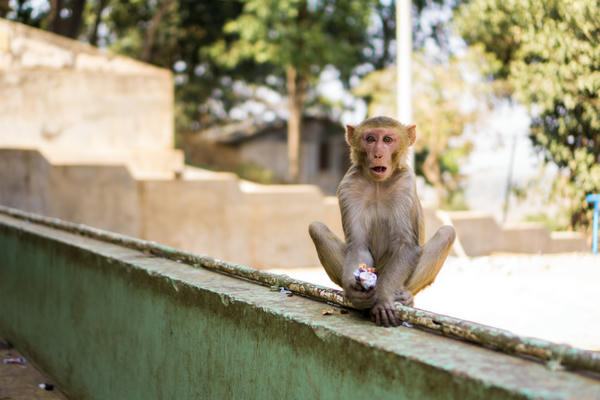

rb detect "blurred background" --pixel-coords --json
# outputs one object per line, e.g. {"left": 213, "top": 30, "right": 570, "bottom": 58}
{"left": 1, "top": 0, "right": 599, "bottom": 349}
{"left": 2, "top": 0, "right": 599, "bottom": 231}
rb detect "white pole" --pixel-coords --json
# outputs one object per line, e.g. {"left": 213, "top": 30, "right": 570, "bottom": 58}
{"left": 396, "top": 0, "right": 414, "bottom": 168}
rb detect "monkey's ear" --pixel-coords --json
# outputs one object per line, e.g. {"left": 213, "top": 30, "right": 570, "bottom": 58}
{"left": 407, "top": 125, "right": 416, "bottom": 147}
{"left": 345, "top": 125, "right": 356, "bottom": 146}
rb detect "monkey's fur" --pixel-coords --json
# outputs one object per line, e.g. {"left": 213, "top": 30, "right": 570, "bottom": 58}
{"left": 309, "top": 116, "right": 455, "bottom": 327}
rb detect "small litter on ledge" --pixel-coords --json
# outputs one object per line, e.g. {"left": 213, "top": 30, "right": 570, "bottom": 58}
{"left": 3, "top": 357, "right": 26, "bottom": 364}
{"left": 39, "top": 383, "right": 54, "bottom": 391}
{"left": 321, "top": 308, "right": 349, "bottom": 316}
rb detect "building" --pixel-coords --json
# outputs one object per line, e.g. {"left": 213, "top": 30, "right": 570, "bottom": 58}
{"left": 185, "top": 116, "right": 350, "bottom": 194}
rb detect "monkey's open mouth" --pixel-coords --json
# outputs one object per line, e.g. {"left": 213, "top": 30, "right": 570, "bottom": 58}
{"left": 371, "top": 166, "right": 387, "bottom": 175}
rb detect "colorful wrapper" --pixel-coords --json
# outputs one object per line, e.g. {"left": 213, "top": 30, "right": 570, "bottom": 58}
{"left": 3, "top": 357, "right": 25, "bottom": 364}
{"left": 353, "top": 264, "right": 377, "bottom": 290}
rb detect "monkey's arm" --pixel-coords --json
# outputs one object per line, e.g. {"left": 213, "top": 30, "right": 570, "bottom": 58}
{"left": 342, "top": 241, "right": 377, "bottom": 310}
{"left": 337, "top": 184, "right": 378, "bottom": 309}
{"left": 340, "top": 206, "right": 378, "bottom": 310}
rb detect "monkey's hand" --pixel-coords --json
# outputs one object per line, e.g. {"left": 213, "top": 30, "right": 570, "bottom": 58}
{"left": 343, "top": 281, "right": 377, "bottom": 310}
{"left": 370, "top": 300, "right": 400, "bottom": 327}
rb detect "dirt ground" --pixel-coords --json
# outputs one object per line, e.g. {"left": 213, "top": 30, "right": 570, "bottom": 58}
{"left": 268, "top": 253, "right": 600, "bottom": 351}
{"left": 0, "top": 338, "right": 67, "bottom": 400}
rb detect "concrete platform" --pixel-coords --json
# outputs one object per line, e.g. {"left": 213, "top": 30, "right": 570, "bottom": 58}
{"left": 1, "top": 210, "right": 599, "bottom": 399}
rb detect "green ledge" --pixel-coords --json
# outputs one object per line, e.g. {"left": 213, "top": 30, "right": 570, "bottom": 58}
{"left": 0, "top": 210, "right": 599, "bottom": 399}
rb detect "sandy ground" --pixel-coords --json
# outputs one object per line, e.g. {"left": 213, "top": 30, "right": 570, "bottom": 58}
{"left": 0, "top": 337, "right": 67, "bottom": 399}
{"left": 268, "top": 253, "right": 600, "bottom": 351}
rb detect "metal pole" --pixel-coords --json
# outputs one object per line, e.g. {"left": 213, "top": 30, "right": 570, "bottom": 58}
{"left": 396, "top": 0, "right": 413, "bottom": 169}
{"left": 593, "top": 202, "right": 599, "bottom": 254}
{"left": 502, "top": 134, "right": 517, "bottom": 223}
{"left": 586, "top": 194, "right": 600, "bottom": 254}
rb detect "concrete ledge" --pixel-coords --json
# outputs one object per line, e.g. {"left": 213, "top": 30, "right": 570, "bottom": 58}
{"left": 446, "top": 211, "right": 588, "bottom": 256}
{"left": 500, "top": 223, "right": 551, "bottom": 253}
{"left": 1, "top": 212, "right": 599, "bottom": 398}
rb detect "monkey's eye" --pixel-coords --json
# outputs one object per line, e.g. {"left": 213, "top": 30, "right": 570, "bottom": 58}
{"left": 365, "top": 135, "right": 376, "bottom": 143}
{"left": 383, "top": 136, "right": 393, "bottom": 143}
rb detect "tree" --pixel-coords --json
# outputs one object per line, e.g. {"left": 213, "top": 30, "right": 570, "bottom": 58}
{"left": 87, "top": 0, "right": 111, "bottom": 46}
{"left": 455, "top": 0, "right": 600, "bottom": 229}
{"left": 354, "top": 51, "right": 488, "bottom": 208}
{"left": 99, "top": 1, "right": 255, "bottom": 129}
{"left": 208, "top": 0, "right": 376, "bottom": 183}
{"left": 6, "top": 0, "right": 107, "bottom": 40}
{"left": 0, "top": 0, "right": 10, "bottom": 18}
{"left": 6, "top": 1, "right": 248, "bottom": 131}
{"left": 46, "top": 0, "right": 86, "bottom": 38}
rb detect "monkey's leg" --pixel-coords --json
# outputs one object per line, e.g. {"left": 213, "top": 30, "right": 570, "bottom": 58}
{"left": 405, "top": 225, "right": 456, "bottom": 295}
{"left": 308, "top": 221, "right": 345, "bottom": 287}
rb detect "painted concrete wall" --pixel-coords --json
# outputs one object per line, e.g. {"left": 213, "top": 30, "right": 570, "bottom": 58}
{"left": 0, "top": 148, "right": 346, "bottom": 268}
{"left": 0, "top": 18, "right": 183, "bottom": 177}
{"left": 1, "top": 212, "right": 598, "bottom": 399}
{"left": 446, "top": 211, "right": 588, "bottom": 256}
{"left": 0, "top": 18, "right": 172, "bottom": 152}
{"left": 0, "top": 149, "right": 142, "bottom": 237}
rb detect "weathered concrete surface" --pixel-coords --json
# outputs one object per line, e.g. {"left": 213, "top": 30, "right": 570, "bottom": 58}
{"left": 0, "top": 214, "right": 599, "bottom": 399}
{"left": 0, "top": 148, "right": 342, "bottom": 268}
{"left": 446, "top": 211, "right": 588, "bottom": 255}
{"left": 0, "top": 149, "right": 142, "bottom": 238}
{"left": 0, "top": 18, "right": 174, "bottom": 159}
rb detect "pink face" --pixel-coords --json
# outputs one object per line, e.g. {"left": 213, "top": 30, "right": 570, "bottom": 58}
{"left": 361, "top": 128, "right": 400, "bottom": 181}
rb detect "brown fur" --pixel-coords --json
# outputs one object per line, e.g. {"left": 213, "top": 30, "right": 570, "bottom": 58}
{"left": 309, "top": 116, "right": 455, "bottom": 327}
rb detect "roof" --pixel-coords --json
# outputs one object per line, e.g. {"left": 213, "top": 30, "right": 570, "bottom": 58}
{"left": 200, "top": 116, "right": 343, "bottom": 145}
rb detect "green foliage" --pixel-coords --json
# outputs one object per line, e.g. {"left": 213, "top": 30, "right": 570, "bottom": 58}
{"left": 522, "top": 212, "right": 566, "bottom": 233}
{"left": 103, "top": 1, "right": 253, "bottom": 130}
{"left": 5, "top": 0, "right": 46, "bottom": 27}
{"left": 208, "top": 0, "right": 375, "bottom": 87}
{"left": 456, "top": 0, "right": 600, "bottom": 230}
{"left": 235, "top": 162, "right": 276, "bottom": 184}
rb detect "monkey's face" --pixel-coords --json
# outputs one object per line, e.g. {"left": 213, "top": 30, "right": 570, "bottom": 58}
{"left": 360, "top": 128, "right": 401, "bottom": 181}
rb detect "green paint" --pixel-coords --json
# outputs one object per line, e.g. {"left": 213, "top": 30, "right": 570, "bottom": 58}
{"left": 3, "top": 206, "right": 600, "bottom": 373}
{"left": 0, "top": 214, "right": 599, "bottom": 399}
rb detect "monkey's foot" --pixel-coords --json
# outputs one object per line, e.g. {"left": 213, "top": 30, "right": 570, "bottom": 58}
{"left": 394, "top": 288, "right": 414, "bottom": 307}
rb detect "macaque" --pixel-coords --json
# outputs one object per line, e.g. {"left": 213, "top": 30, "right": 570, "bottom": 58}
{"left": 309, "top": 116, "right": 456, "bottom": 327}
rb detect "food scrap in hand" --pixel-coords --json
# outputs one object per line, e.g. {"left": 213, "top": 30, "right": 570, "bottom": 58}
{"left": 354, "top": 264, "right": 377, "bottom": 290}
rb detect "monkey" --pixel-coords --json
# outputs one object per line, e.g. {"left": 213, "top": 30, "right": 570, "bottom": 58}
{"left": 309, "top": 116, "right": 456, "bottom": 327}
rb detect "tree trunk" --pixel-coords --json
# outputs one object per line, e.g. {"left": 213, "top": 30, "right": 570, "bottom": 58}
{"left": 46, "top": 0, "right": 63, "bottom": 34}
{"left": 286, "top": 65, "right": 306, "bottom": 184}
{"left": 141, "top": 0, "right": 173, "bottom": 62}
{"left": 422, "top": 151, "right": 445, "bottom": 204}
{"left": 46, "top": 0, "right": 84, "bottom": 39}
{"left": 64, "top": 0, "right": 85, "bottom": 39}
{"left": 88, "top": 0, "right": 109, "bottom": 46}
{"left": 0, "top": 0, "right": 10, "bottom": 18}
